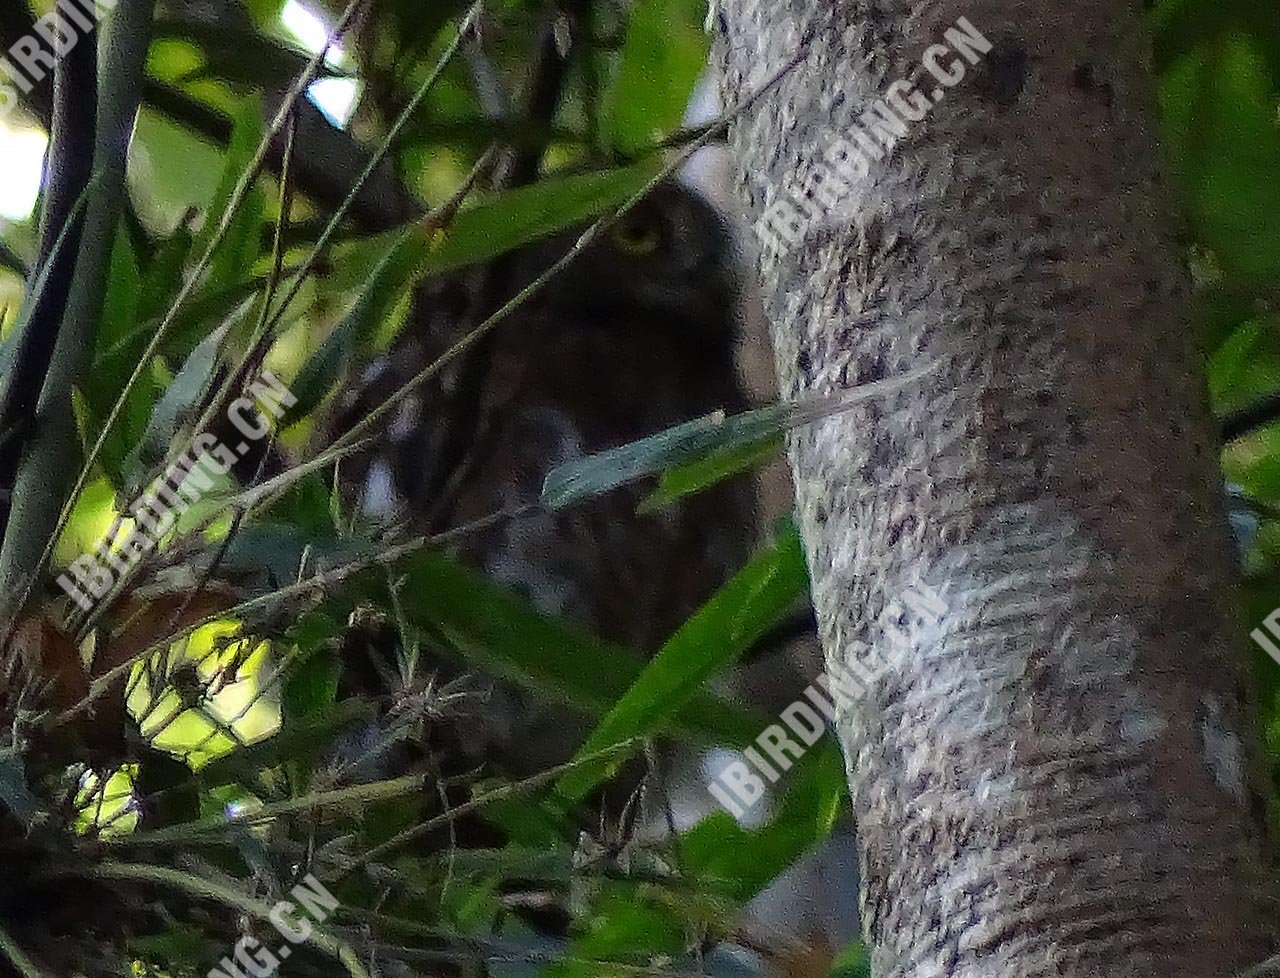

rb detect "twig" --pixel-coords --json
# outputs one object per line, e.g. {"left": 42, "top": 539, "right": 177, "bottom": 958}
{"left": 154, "top": 109, "right": 301, "bottom": 640}
{"left": 50, "top": 861, "right": 372, "bottom": 978}
{"left": 255, "top": 1, "right": 487, "bottom": 346}
{"left": 124, "top": 0, "right": 488, "bottom": 560}
{"left": 420, "top": 8, "right": 578, "bottom": 528}
{"left": 336, "top": 739, "right": 639, "bottom": 875}
{"left": 44, "top": 504, "right": 535, "bottom": 728}
{"left": 105, "top": 774, "right": 426, "bottom": 847}
{"left": 0, "top": 923, "right": 49, "bottom": 978}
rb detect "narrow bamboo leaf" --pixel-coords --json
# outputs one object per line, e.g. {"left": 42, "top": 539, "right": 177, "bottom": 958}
{"left": 408, "top": 160, "right": 662, "bottom": 280}
{"left": 315, "top": 162, "right": 661, "bottom": 314}
{"left": 85, "top": 226, "right": 159, "bottom": 487}
{"left": 606, "top": 0, "right": 709, "bottom": 154}
{"left": 545, "top": 894, "right": 683, "bottom": 978}
{"left": 97, "top": 272, "right": 276, "bottom": 369}
{"left": 682, "top": 739, "right": 847, "bottom": 901}
{"left": 123, "top": 322, "right": 230, "bottom": 493}
{"left": 545, "top": 742, "right": 846, "bottom": 978}
{"left": 125, "top": 925, "right": 218, "bottom": 973}
{"left": 636, "top": 433, "right": 783, "bottom": 514}
{"left": 95, "top": 225, "right": 144, "bottom": 377}
{"left": 138, "top": 218, "right": 197, "bottom": 327}
{"left": 542, "top": 363, "right": 939, "bottom": 509}
{"left": 421, "top": 845, "right": 575, "bottom": 883}
{"left": 399, "top": 551, "right": 769, "bottom": 746}
{"left": 554, "top": 524, "right": 809, "bottom": 802}
{"left": 0, "top": 0, "right": 157, "bottom": 615}
{"left": 198, "top": 97, "right": 268, "bottom": 296}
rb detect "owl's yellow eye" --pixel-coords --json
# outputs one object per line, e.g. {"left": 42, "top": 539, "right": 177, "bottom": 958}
{"left": 610, "top": 219, "right": 664, "bottom": 256}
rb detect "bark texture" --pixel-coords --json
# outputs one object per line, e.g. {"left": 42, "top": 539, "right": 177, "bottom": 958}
{"left": 717, "top": 2, "right": 1277, "bottom": 975}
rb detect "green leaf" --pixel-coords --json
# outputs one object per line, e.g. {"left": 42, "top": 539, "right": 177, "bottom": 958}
{"left": 1208, "top": 316, "right": 1280, "bottom": 415}
{"left": 407, "top": 160, "right": 662, "bottom": 280}
{"left": 827, "top": 941, "right": 873, "bottom": 978}
{"left": 196, "top": 96, "right": 269, "bottom": 295}
{"left": 554, "top": 524, "right": 809, "bottom": 802}
{"left": 84, "top": 225, "right": 158, "bottom": 488}
{"left": 637, "top": 433, "right": 783, "bottom": 513}
{"left": 139, "top": 217, "right": 197, "bottom": 326}
{"left": 123, "top": 321, "right": 229, "bottom": 493}
{"left": 127, "top": 924, "right": 220, "bottom": 972}
{"left": 607, "top": 0, "right": 708, "bottom": 154}
{"left": 543, "top": 365, "right": 936, "bottom": 510}
{"left": 399, "top": 550, "right": 769, "bottom": 746}
{"left": 420, "top": 845, "right": 575, "bottom": 883}
{"left": 282, "top": 629, "right": 343, "bottom": 723}
{"left": 1159, "top": 33, "right": 1280, "bottom": 285}
{"left": 545, "top": 740, "right": 848, "bottom": 977}
{"left": 683, "top": 739, "right": 848, "bottom": 901}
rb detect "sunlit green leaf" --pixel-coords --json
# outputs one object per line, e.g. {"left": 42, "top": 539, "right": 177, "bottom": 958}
{"left": 607, "top": 0, "right": 709, "bottom": 154}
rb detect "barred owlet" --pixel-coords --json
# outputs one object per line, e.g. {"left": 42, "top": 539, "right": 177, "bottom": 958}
{"left": 325, "top": 181, "right": 758, "bottom": 778}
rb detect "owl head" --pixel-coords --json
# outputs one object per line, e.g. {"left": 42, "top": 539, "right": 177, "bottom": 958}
{"left": 503, "top": 182, "right": 743, "bottom": 354}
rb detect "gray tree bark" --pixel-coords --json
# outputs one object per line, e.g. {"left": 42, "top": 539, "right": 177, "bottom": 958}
{"left": 717, "top": 2, "right": 1278, "bottom": 975}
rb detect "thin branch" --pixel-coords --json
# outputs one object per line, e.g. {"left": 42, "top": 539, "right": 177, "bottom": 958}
{"left": 422, "top": 8, "right": 579, "bottom": 527}
{"left": 117, "top": 1, "right": 488, "bottom": 564}
{"left": 256, "top": 1, "right": 487, "bottom": 343}
{"left": 45, "top": 504, "right": 534, "bottom": 728}
{"left": 0, "top": 923, "right": 50, "bottom": 978}
{"left": 106, "top": 774, "right": 427, "bottom": 847}
{"left": 336, "top": 740, "right": 639, "bottom": 875}
{"left": 50, "top": 861, "right": 372, "bottom": 978}
{"left": 141, "top": 111, "right": 302, "bottom": 643}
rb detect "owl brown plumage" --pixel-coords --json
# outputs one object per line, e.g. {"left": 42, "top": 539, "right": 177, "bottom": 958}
{"left": 324, "top": 181, "right": 757, "bottom": 778}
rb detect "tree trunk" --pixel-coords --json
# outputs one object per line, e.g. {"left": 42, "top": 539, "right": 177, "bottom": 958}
{"left": 716, "top": 2, "right": 1277, "bottom": 975}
